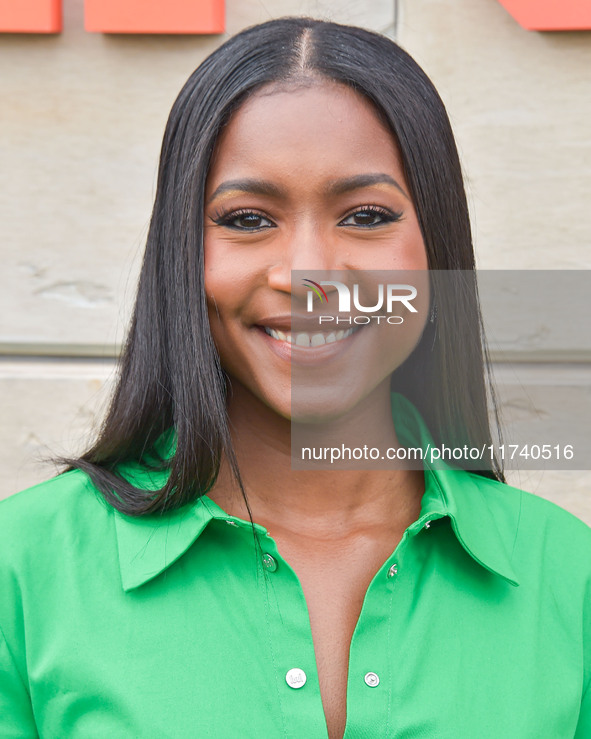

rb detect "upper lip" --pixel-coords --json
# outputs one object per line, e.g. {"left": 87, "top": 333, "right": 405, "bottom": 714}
{"left": 256, "top": 314, "right": 358, "bottom": 332}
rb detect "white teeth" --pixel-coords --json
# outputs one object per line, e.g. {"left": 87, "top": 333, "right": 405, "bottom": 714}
{"left": 295, "top": 333, "right": 310, "bottom": 347}
{"left": 264, "top": 326, "right": 358, "bottom": 346}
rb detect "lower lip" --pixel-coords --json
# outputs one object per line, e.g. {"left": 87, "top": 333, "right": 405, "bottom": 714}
{"left": 255, "top": 326, "right": 363, "bottom": 365}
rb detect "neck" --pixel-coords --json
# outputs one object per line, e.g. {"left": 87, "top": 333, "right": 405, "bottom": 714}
{"left": 208, "top": 379, "right": 425, "bottom": 541}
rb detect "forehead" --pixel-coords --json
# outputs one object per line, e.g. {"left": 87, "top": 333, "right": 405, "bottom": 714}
{"left": 206, "top": 80, "right": 406, "bottom": 189}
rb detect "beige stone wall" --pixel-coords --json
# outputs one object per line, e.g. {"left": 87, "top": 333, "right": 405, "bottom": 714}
{"left": 1, "top": 0, "right": 589, "bottom": 524}
{"left": 397, "top": 0, "right": 591, "bottom": 270}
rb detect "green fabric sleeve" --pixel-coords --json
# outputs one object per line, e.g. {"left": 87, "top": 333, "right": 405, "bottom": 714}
{"left": 0, "top": 624, "right": 38, "bottom": 738}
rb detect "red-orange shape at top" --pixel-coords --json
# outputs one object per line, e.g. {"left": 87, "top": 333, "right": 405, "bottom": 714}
{"left": 85, "top": 0, "right": 224, "bottom": 34}
{"left": 0, "top": 0, "right": 61, "bottom": 33}
{"left": 497, "top": 0, "right": 591, "bottom": 30}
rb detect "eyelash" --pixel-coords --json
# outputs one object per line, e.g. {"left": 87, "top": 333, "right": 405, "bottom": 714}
{"left": 211, "top": 205, "right": 403, "bottom": 231}
{"left": 211, "top": 208, "right": 273, "bottom": 231}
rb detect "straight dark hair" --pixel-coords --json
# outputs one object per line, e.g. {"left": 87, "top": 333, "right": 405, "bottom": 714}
{"left": 65, "top": 16, "right": 504, "bottom": 519}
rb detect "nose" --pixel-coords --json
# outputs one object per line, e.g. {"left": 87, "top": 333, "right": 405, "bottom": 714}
{"left": 266, "top": 229, "right": 342, "bottom": 300}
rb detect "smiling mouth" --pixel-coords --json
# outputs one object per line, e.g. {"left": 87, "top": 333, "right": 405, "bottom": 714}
{"left": 262, "top": 325, "right": 361, "bottom": 347}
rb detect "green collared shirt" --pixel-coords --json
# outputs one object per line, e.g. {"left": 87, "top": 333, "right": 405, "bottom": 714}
{"left": 1, "top": 394, "right": 590, "bottom": 738}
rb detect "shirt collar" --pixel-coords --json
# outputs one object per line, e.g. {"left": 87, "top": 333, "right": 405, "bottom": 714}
{"left": 113, "top": 393, "right": 520, "bottom": 592}
{"left": 113, "top": 493, "right": 250, "bottom": 591}
{"left": 392, "top": 392, "right": 520, "bottom": 588}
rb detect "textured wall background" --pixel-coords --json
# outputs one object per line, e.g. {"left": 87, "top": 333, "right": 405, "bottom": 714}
{"left": 1, "top": 0, "right": 589, "bottom": 523}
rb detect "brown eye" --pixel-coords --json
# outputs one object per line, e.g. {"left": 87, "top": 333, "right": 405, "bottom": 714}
{"left": 234, "top": 213, "right": 265, "bottom": 229}
{"left": 212, "top": 209, "right": 275, "bottom": 231}
{"left": 352, "top": 211, "right": 381, "bottom": 226}
{"left": 339, "top": 207, "right": 402, "bottom": 228}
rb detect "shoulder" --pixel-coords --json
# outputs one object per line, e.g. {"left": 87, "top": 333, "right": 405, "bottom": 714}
{"left": 467, "top": 472, "right": 591, "bottom": 585}
{"left": 0, "top": 470, "right": 113, "bottom": 565}
{"left": 0, "top": 468, "right": 109, "bottom": 522}
{"left": 470, "top": 472, "right": 590, "bottom": 542}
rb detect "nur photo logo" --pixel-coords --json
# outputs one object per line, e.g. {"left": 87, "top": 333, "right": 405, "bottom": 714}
{"left": 302, "top": 278, "right": 419, "bottom": 326}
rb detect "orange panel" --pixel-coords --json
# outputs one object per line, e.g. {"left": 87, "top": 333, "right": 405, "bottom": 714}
{"left": 0, "top": 0, "right": 61, "bottom": 33}
{"left": 497, "top": 0, "right": 591, "bottom": 31}
{"left": 85, "top": 0, "right": 224, "bottom": 34}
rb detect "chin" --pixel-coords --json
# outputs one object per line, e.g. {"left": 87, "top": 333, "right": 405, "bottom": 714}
{"left": 289, "top": 391, "right": 365, "bottom": 425}
{"left": 253, "top": 387, "right": 361, "bottom": 424}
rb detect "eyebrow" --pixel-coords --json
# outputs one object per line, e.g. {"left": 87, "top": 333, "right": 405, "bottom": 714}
{"left": 207, "top": 179, "right": 282, "bottom": 204}
{"left": 207, "top": 173, "right": 409, "bottom": 204}
{"left": 327, "top": 173, "right": 409, "bottom": 200}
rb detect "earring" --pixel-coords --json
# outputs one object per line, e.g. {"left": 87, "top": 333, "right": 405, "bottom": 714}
{"left": 430, "top": 301, "right": 438, "bottom": 352}
{"left": 429, "top": 301, "right": 438, "bottom": 323}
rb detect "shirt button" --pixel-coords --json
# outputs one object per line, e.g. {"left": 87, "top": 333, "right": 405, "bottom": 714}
{"left": 387, "top": 564, "right": 398, "bottom": 578}
{"left": 424, "top": 520, "right": 431, "bottom": 529}
{"left": 262, "top": 553, "right": 277, "bottom": 571}
{"left": 285, "top": 668, "right": 307, "bottom": 689}
{"left": 364, "top": 672, "right": 380, "bottom": 687}
{"left": 225, "top": 520, "right": 238, "bottom": 527}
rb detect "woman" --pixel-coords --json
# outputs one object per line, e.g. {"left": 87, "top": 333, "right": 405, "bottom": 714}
{"left": 1, "top": 16, "right": 589, "bottom": 739}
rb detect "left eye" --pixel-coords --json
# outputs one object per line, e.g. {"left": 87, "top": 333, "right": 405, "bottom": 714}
{"left": 339, "top": 208, "right": 401, "bottom": 227}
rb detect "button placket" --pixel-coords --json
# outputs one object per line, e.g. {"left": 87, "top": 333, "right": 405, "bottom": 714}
{"left": 285, "top": 668, "right": 307, "bottom": 689}
{"left": 262, "top": 553, "right": 277, "bottom": 571}
{"left": 345, "top": 550, "right": 398, "bottom": 735}
{"left": 364, "top": 672, "right": 380, "bottom": 687}
{"left": 260, "top": 536, "right": 330, "bottom": 737}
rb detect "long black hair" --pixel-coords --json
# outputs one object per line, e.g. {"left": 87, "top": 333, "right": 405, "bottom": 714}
{"left": 65, "top": 16, "right": 504, "bottom": 518}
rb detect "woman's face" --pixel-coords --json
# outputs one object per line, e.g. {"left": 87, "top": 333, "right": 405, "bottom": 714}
{"left": 204, "top": 80, "right": 429, "bottom": 421}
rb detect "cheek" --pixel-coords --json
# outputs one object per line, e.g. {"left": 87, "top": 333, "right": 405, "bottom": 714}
{"left": 203, "top": 246, "right": 261, "bottom": 367}
{"left": 358, "top": 217, "right": 428, "bottom": 272}
{"left": 411, "top": 247, "right": 429, "bottom": 271}
{"left": 203, "top": 261, "right": 240, "bottom": 351}
{"left": 203, "top": 238, "right": 239, "bottom": 324}
{"left": 400, "top": 219, "right": 428, "bottom": 270}
{"left": 203, "top": 269, "right": 241, "bottom": 377}
{"left": 204, "top": 270, "right": 228, "bottom": 327}
{"left": 204, "top": 233, "right": 259, "bottom": 304}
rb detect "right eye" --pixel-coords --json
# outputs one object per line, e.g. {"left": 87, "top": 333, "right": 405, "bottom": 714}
{"left": 212, "top": 209, "right": 276, "bottom": 231}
